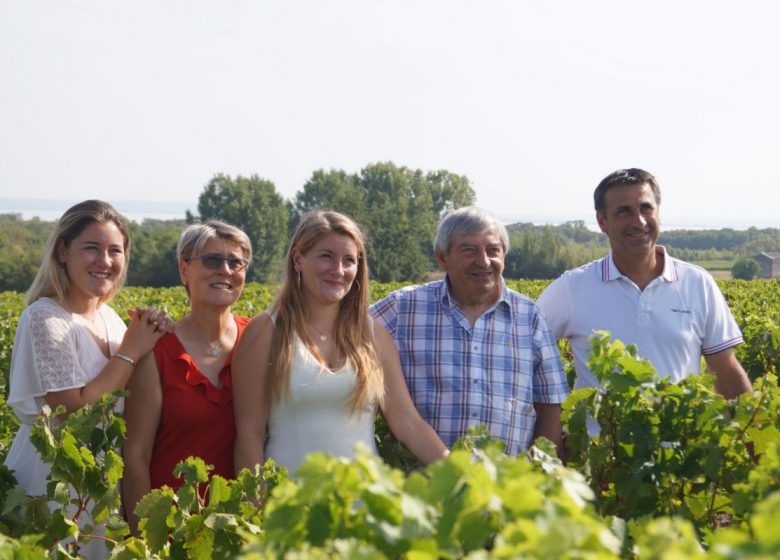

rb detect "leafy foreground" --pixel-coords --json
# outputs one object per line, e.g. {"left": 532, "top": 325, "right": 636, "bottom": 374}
{"left": 2, "top": 334, "right": 780, "bottom": 557}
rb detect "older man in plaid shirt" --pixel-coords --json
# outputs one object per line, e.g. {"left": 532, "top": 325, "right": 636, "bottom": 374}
{"left": 370, "top": 207, "right": 568, "bottom": 456}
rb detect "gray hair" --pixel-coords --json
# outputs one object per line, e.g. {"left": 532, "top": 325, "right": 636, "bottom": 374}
{"left": 434, "top": 206, "right": 509, "bottom": 257}
{"left": 177, "top": 220, "right": 253, "bottom": 263}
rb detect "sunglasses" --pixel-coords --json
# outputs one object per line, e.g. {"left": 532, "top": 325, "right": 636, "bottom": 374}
{"left": 187, "top": 253, "right": 249, "bottom": 272}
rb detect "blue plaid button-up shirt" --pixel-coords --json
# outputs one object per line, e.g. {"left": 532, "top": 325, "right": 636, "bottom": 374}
{"left": 370, "top": 278, "right": 568, "bottom": 455}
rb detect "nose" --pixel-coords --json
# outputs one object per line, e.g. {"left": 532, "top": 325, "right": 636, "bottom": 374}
{"left": 216, "top": 259, "right": 232, "bottom": 273}
{"left": 476, "top": 249, "right": 490, "bottom": 267}
{"left": 98, "top": 249, "right": 112, "bottom": 265}
{"left": 331, "top": 260, "right": 346, "bottom": 274}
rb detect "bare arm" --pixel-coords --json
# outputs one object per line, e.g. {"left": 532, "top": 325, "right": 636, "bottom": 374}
{"left": 705, "top": 348, "right": 753, "bottom": 399}
{"left": 375, "top": 324, "right": 449, "bottom": 464}
{"left": 44, "top": 307, "right": 170, "bottom": 414}
{"left": 121, "top": 353, "right": 163, "bottom": 535}
{"left": 532, "top": 402, "right": 563, "bottom": 458}
{"left": 232, "top": 313, "right": 274, "bottom": 475}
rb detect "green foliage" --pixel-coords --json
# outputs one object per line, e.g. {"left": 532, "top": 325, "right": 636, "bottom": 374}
{"left": 0, "top": 215, "right": 52, "bottom": 293}
{"left": 731, "top": 257, "right": 761, "bottom": 280}
{"left": 126, "top": 220, "right": 184, "bottom": 287}
{"left": 193, "top": 173, "right": 289, "bottom": 283}
{"left": 563, "top": 332, "right": 779, "bottom": 536}
{"left": 1, "top": 281, "right": 780, "bottom": 557}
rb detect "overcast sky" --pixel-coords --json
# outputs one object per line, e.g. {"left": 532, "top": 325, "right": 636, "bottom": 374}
{"left": 1, "top": 0, "right": 778, "bottom": 228}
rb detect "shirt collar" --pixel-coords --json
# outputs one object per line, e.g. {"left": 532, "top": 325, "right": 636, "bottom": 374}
{"left": 438, "top": 276, "right": 510, "bottom": 313}
{"left": 602, "top": 245, "right": 677, "bottom": 283}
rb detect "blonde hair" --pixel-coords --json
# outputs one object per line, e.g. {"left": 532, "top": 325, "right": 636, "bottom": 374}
{"left": 26, "top": 200, "right": 130, "bottom": 306}
{"left": 268, "top": 210, "right": 384, "bottom": 412}
{"left": 177, "top": 220, "right": 253, "bottom": 295}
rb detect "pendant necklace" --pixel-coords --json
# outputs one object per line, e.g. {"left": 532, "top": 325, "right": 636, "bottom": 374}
{"left": 180, "top": 315, "right": 228, "bottom": 358}
{"left": 309, "top": 323, "right": 330, "bottom": 342}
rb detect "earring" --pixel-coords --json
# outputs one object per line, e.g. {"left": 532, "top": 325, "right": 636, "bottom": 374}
{"left": 297, "top": 271, "right": 302, "bottom": 290}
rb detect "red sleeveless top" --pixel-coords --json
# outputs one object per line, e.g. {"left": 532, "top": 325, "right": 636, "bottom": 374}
{"left": 149, "top": 315, "right": 249, "bottom": 490}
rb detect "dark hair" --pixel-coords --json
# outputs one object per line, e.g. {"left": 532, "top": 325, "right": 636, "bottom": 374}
{"left": 594, "top": 168, "right": 661, "bottom": 213}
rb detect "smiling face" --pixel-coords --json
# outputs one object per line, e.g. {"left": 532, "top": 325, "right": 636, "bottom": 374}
{"left": 293, "top": 232, "right": 359, "bottom": 307}
{"left": 58, "top": 220, "right": 127, "bottom": 309}
{"left": 436, "top": 227, "right": 505, "bottom": 308}
{"left": 597, "top": 182, "right": 661, "bottom": 263}
{"left": 180, "top": 238, "right": 247, "bottom": 309}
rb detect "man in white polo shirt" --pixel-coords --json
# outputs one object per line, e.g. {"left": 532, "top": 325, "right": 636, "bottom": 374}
{"left": 537, "top": 168, "right": 753, "bottom": 398}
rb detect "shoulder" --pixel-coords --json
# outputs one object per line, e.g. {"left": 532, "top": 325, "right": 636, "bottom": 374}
{"left": 502, "top": 286, "right": 537, "bottom": 308}
{"left": 242, "top": 311, "right": 275, "bottom": 344}
{"left": 376, "top": 280, "right": 442, "bottom": 306}
{"left": 537, "top": 258, "right": 602, "bottom": 301}
{"left": 23, "top": 298, "right": 72, "bottom": 332}
{"left": 667, "top": 255, "right": 711, "bottom": 279}
{"left": 558, "top": 258, "right": 604, "bottom": 284}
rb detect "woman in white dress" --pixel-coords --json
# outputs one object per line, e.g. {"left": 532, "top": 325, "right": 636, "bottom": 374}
{"left": 4, "top": 200, "right": 170, "bottom": 558}
{"left": 233, "top": 211, "right": 448, "bottom": 476}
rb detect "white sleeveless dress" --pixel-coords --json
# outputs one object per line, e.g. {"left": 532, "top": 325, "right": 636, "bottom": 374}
{"left": 265, "top": 334, "right": 377, "bottom": 474}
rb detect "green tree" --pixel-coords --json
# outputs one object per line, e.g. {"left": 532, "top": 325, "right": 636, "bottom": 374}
{"left": 292, "top": 162, "right": 475, "bottom": 282}
{"left": 193, "top": 173, "right": 289, "bottom": 282}
{"left": 0, "top": 215, "right": 52, "bottom": 292}
{"left": 732, "top": 257, "right": 761, "bottom": 280}
{"left": 126, "top": 220, "right": 184, "bottom": 287}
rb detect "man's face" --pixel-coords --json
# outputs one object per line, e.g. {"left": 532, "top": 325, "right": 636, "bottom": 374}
{"left": 436, "top": 227, "right": 505, "bottom": 307}
{"left": 597, "top": 182, "right": 661, "bottom": 261}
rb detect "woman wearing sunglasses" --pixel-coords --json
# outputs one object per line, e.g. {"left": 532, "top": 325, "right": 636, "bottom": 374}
{"left": 122, "top": 220, "right": 252, "bottom": 535}
{"left": 233, "top": 211, "right": 447, "bottom": 479}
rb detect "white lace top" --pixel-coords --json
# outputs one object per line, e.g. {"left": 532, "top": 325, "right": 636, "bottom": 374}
{"left": 4, "top": 297, "right": 126, "bottom": 560}
{"left": 265, "top": 334, "right": 378, "bottom": 474}
{"left": 6, "top": 297, "right": 127, "bottom": 424}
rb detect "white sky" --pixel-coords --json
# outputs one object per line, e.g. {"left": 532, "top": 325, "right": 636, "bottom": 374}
{"left": 1, "top": 0, "right": 779, "bottom": 229}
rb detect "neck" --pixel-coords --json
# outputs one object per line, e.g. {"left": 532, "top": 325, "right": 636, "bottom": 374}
{"left": 61, "top": 294, "right": 100, "bottom": 317}
{"left": 305, "top": 303, "right": 339, "bottom": 331}
{"left": 185, "top": 305, "right": 234, "bottom": 338}
{"left": 612, "top": 248, "right": 663, "bottom": 291}
{"left": 448, "top": 281, "right": 501, "bottom": 325}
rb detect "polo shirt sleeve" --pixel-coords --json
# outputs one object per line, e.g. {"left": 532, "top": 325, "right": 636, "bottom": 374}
{"left": 531, "top": 306, "right": 570, "bottom": 404}
{"left": 701, "top": 275, "right": 744, "bottom": 355}
{"left": 369, "top": 293, "right": 400, "bottom": 336}
{"left": 535, "top": 276, "right": 572, "bottom": 340}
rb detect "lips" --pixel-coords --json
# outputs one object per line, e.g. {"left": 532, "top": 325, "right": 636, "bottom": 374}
{"left": 210, "top": 282, "right": 232, "bottom": 290}
{"left": 89, "top": 271, "right": 111, "bottom": 279}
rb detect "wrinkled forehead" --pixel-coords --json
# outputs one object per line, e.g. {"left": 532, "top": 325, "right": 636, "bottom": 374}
{"left": 451, "top": 227, "right": 504, "bottom": 249}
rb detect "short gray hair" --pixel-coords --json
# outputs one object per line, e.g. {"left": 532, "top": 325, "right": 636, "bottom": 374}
{"left": 434, "top": 206, "right": 509, "bottom": 257}
{"left": 177, "top": 220, "right": 253, "bottom": 263}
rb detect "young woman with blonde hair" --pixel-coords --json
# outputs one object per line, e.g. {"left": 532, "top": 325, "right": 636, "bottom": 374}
{"left": 233, "top": 210, "right": 447, "bottom": 475}
{"left": 5, "top": 199, "right": 169, "bottom": 558}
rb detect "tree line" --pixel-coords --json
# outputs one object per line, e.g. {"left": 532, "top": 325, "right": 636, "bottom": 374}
{"left": 3, "top": 161, "right": 780, "bottom": 292}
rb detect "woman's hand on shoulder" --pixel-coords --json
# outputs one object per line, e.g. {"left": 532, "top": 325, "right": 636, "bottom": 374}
{"left": 118, "top": 307, "right": 172, "bottom": 362}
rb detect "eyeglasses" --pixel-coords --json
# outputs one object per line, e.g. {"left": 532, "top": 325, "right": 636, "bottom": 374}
{"left": 186, "top": 253, "right": 249, "bottom": 272}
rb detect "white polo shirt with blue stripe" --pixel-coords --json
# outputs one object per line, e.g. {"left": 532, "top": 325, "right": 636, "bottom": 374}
{"left": 536, "top": 246, "right": 743, "bottom": 390}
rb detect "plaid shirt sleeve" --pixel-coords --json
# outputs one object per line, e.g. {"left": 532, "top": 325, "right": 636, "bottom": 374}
{"left": 531, "top": 306, "right": 570, "bottom": 404}
{"left": 369, "top": 293, "right": 399, "bottom": 336}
